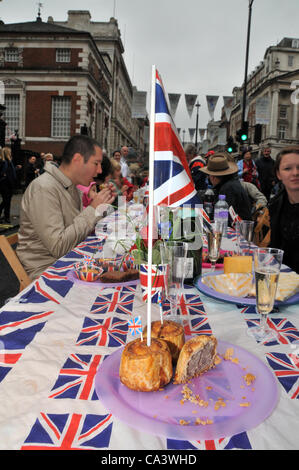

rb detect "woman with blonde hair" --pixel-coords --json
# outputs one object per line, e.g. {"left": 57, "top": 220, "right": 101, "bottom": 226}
{"left": 109, "top": 158, "right": 135, "bottom": 202}
{"left": 0, "top": 146, "right": 17, "bottom": 223}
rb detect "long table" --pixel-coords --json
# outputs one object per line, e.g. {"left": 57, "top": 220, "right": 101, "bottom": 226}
{"left": 0, "top": 215, "right": 298, "bottom": 451}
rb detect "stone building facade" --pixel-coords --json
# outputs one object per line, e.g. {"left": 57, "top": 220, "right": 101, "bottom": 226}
{"left": 229, "top": 37, "right": 299, "bottom": 158}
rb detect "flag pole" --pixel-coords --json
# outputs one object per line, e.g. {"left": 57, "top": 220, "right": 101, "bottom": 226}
{"left": 146, "top": 64, "right": 156, "bottom": 347}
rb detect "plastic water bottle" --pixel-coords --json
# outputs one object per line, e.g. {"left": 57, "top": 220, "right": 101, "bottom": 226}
{"left": 214, "top": 194, "right": 229, "bottom": 235}
{"left": 203, "top": 185, "right": 215, "bottom": 221}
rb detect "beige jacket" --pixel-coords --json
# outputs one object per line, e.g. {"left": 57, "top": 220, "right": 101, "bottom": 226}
{"left": 17, "top": 162, "right": 99, "bottom": 280}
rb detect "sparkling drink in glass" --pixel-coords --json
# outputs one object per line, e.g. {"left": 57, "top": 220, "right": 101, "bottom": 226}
{"left": 160, "top": 241, "right": 188, "bottom": 318}
{"left": 248, "top": 248, "right": 284, "bottom": 343}
{"left": 207, "top": 221, "right": 223, "bottom": 271}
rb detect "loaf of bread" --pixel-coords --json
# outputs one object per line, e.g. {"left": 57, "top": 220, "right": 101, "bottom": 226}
{"left": 119, "top": 337, "right": 172, "bottom": 392}
{"left": 143, "top": 320, "right": 185, "bottom": 362}
{"left": 174, "top": 335, "right": 217, "bottom": 384}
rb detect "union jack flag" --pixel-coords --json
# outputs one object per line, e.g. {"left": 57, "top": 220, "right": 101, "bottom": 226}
{"left": 246, "top": 317, "right": 299, "bottom": 346}
{"left": 237, "top": 304, "right": 259, "bottom": 314}
{"left": 0, "top": 322, "right": 46, "bottom": 382}
{"left": 266, "top": 352, "right": 299, "bottom": 399}
{"left": 153, "top": 69, "right": 200, "bottom": 207}
{"left": 229, "top": 206, "right": 242, "bottom": 227}
{"left": 128, "top": 316, "right": 142, "bottom": 336}
{"left": 227, "top": 227, "right": 238, "bottom": 241}
{"left": 21, "top": 412, "right": 113, "bottom": 450}
{"left": 76, "top": 317, "right": 128, "bottom": 347}
{"left": 0, "top": 349, "right": 22, "bottom": 382}
{"left": 0, "top": 309, "right": 54, "bottom": 332}
{"left": 90, "top": 287, "right": 136, "bottom": 316}
{"left": 167, "top": 431, "right": 252, "bottom": 450}
{"left": 49, "top": 353, "right": 105, "bottom": 400}
{"left": 19, "top": 275, "right": 72, "bottom": 304}
{"left": 183, "top": 315, "right": 212, "bottom": 337}
{"left": 180, "top": 293, "right": 207, "bottom": 316}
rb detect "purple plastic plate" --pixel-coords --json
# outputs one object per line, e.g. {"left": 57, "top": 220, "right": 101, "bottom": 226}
{"left": 195, "top": 272, "right": 299, "bottom": 306}
{"left": 94, "top": 339, "right": 279, "bottom": 440}
{"left": 67, "top": 269, "right": 139, "bottom": 288}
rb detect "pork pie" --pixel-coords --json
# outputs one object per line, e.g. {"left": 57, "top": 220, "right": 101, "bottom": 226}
{"left": 174, "top": 335, "right": 217, "bottom": 384}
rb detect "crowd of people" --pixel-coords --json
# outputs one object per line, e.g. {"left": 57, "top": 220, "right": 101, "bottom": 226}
{"left": 0, "top": 133, "right": 298, "bottom": 280}
{"left": 14, "top": 137, "right": 148, "bottom": 280}
{"left": 185, "top": 143, "right": 299, "bottom": 274}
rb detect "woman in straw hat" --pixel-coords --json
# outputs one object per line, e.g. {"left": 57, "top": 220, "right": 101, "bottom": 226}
{"left": 199, "top": 153, "right": 252, "bottom": 223}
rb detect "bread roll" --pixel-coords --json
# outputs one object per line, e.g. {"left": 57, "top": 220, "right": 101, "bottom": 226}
{"left": 143, "top": 320, "right": 185, "bottom": 362}
{"left": 119, "top": 338, "right": 172, "bottom": 392}
{"left": 174, "top": 335, "right": 217, "bottom": 384}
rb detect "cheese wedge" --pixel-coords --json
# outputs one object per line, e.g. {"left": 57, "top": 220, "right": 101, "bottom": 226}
{"left": 223, "top": 256, "right": 252, "bottom": 274}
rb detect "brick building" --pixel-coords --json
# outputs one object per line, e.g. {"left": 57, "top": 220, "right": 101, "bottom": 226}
{"left": 0, "top": 15, "right": 112, "bottom": 157}
{"left": 52, "top": 10, "right": 149, "bottom": 159}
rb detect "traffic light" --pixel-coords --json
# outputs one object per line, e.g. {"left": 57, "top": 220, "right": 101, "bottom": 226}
{"left": 226, "top": 136, "right": 237, "bottom": 153}
{"left": 236, "top": 121, "right": 249, "bottom": 143}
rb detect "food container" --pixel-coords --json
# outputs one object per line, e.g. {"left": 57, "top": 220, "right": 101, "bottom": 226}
{"left": 74, "top": 261, "right": 103, "bottom": 282}
{"left": 96, "top": 254, "right": 134, "bottom": 273}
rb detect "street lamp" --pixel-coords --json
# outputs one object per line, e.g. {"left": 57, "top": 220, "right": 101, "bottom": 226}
{"left": 241, "top": 0, "right": 254, "bottom": 131}
{"left": 195, "top": 101, "right": 201, "bottom": 149}
{"left": 182, "top": 129, "right": 186, "bottom": 146}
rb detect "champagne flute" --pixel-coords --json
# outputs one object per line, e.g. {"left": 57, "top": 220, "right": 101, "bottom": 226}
{"left": 160, "top": 241, "right": 188, "bottom": 318}
{"left": 207, "top": 222, "right": 223, "bottom": 272}
{"left": 238, "top": 220, "right": 254, "bottom": 256}
{"left": 248, "top": 248, "right": 284, "bottom": 343}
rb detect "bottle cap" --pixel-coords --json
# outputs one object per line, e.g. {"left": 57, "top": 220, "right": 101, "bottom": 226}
{"left": 219, "top": 194, "right": 226, "bottom": 200}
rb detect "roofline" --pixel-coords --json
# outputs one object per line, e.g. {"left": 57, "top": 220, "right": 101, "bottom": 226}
{"left": 0, "top": 25, "right": 112, "bottom": 79}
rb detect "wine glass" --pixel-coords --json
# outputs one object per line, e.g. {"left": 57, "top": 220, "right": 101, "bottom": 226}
{"left": 207, "top": 221, "right": 223, "bottom": 272}
{"left": 248, "top": 247, "right": 284, "bottom": 343}
{"left": 160, "top": 241, "right": 188, "bottom": 317}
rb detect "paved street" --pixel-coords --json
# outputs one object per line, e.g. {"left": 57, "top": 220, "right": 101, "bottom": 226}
{"left": 0, "top": 192, "right": 23, "bottom": 307}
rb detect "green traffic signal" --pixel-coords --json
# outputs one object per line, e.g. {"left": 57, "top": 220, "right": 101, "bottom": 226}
{"left": 241, "top": 133, "right": 247, "bottom": 141}
{"left": 227, "top": 146, "right": 233, "bottom": 153}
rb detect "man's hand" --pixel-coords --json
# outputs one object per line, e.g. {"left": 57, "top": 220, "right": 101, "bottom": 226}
{"left": 90, "top": 183, "right": 116, "bottom": 209}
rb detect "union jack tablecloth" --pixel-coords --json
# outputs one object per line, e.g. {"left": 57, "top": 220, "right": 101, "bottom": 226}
{"left": 0, "top": 223, "right": 298, "bottom": 451}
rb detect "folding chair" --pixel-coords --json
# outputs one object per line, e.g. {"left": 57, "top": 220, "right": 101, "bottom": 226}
{"left": 0, "top": 233, "right": 31, "bottom": 292}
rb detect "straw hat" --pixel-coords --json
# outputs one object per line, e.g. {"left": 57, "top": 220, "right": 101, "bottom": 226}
{"left": 199, "top": 153, "right": 238, "bottom": 176}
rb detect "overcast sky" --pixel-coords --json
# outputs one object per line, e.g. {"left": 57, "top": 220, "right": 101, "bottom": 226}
{"left": 1, "top": 0, "right": 299, "bottom": 140}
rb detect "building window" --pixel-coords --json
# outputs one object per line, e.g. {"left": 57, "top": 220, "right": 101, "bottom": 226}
{"left": 288, "top": 55, "right": 294, "bottom": 67}
{"left": 56, "top": 48, "right": 71, "bottom": 63}
{"left": 292, "top": 39, "right": 299, "bottom": 48}
{"left": 278, "top": 125, "right": 286, "bottom": 140}
{"left": 51, "top": 96, "right": 71, "bottom": 138}
{"left": 5, "top": 47, "right": 19, "bottom": 62}
{"left": 4, "top": 94, "right": 20, "bottom": 137}
{"left": 279, "top": 105, "right": 287, "bottom": 119}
